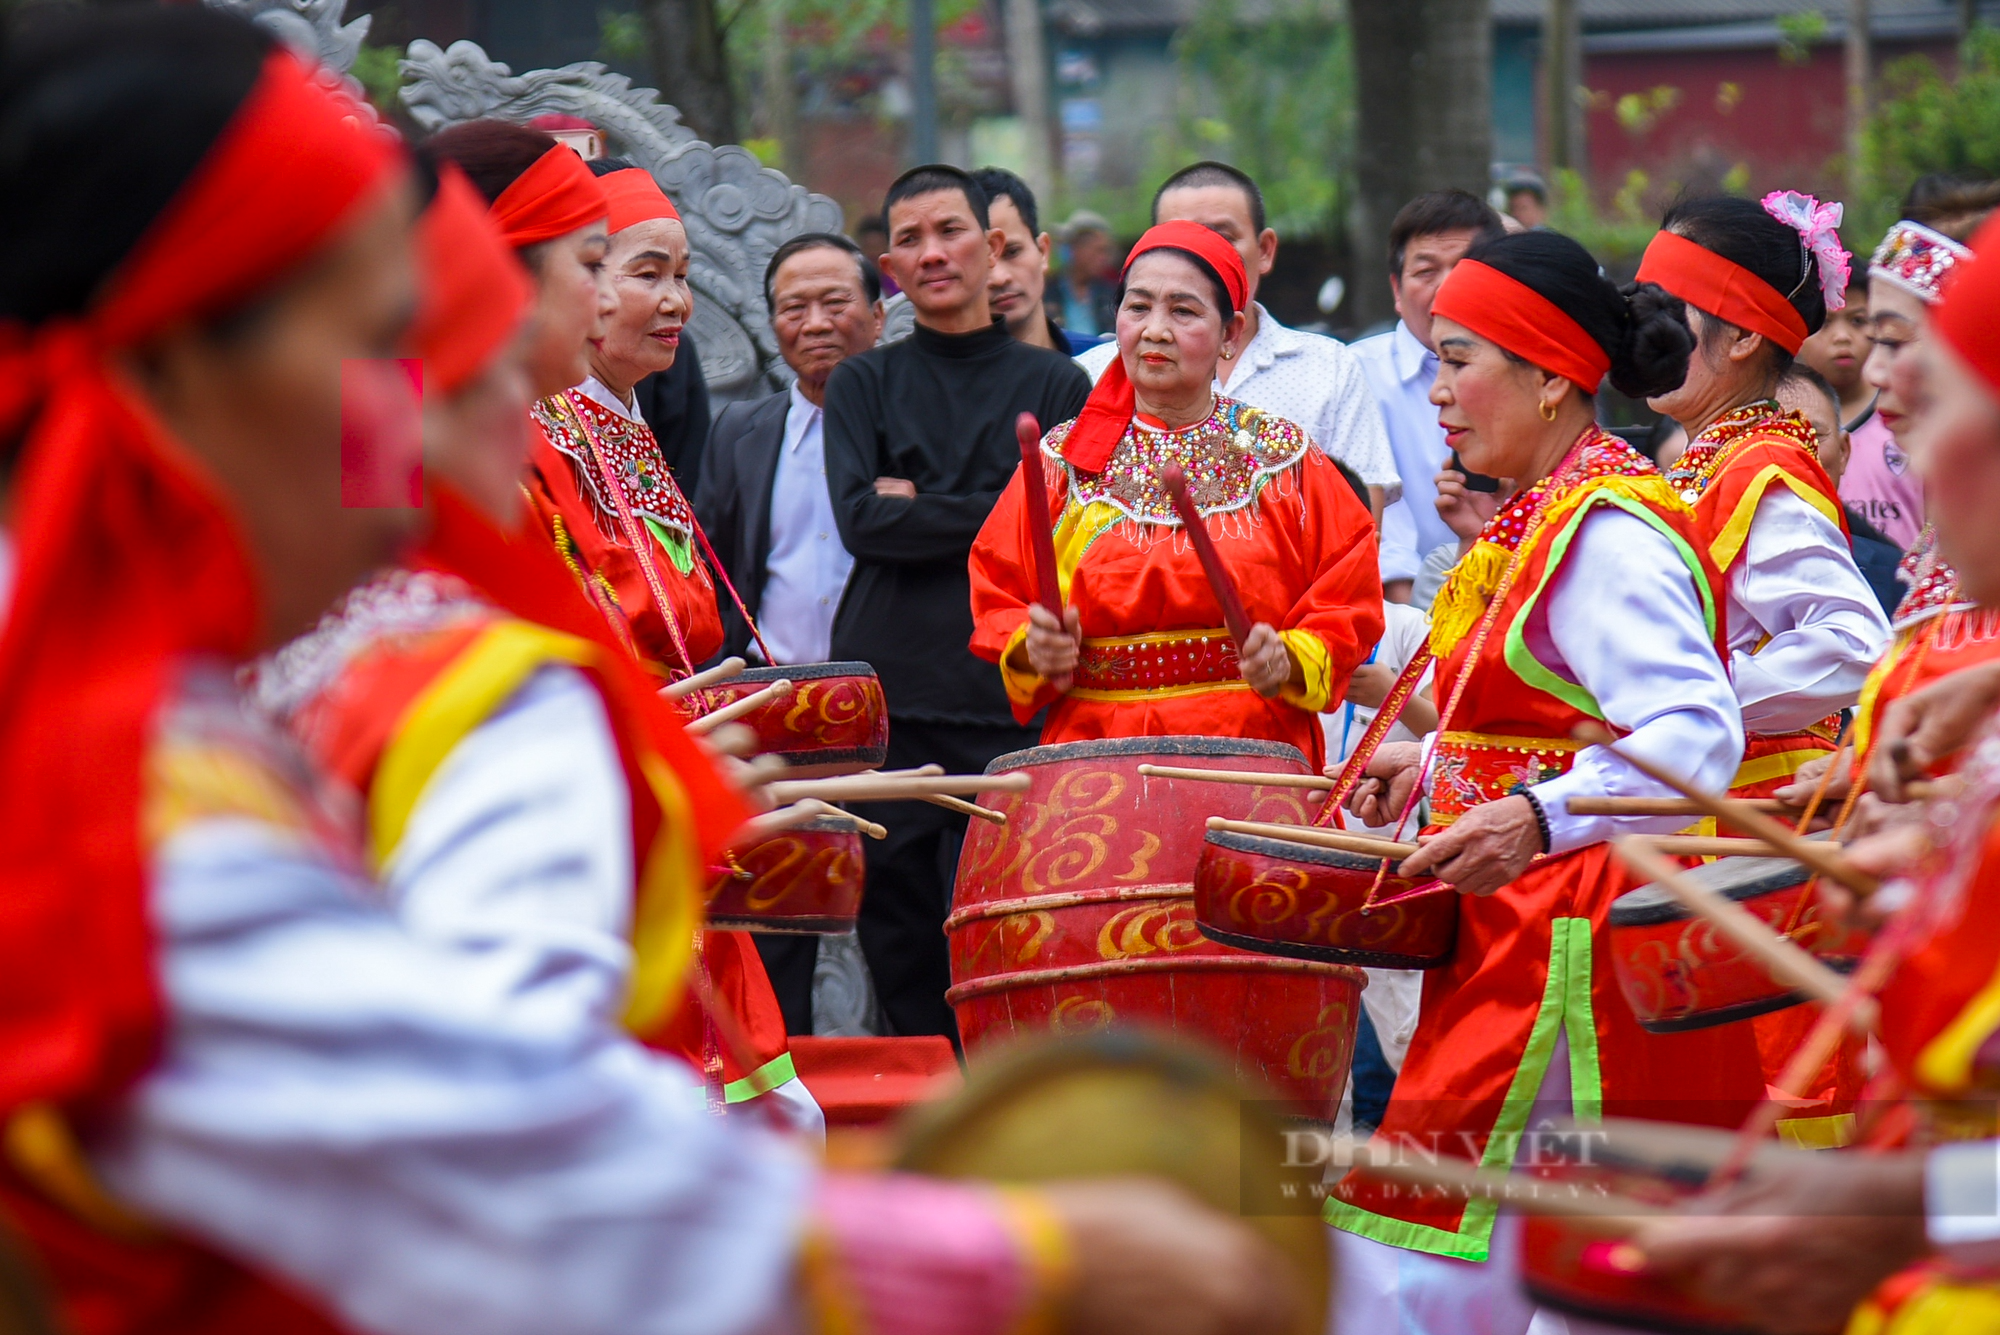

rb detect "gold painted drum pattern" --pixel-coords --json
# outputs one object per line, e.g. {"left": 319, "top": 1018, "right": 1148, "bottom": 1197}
{"left": 687, "top": 661, "right": 888, "bottom": 778}
{"left": 706, "top": 815, "right": 864, "bottom": 933}
{"left": 946, "top": 737, "right": 1365, "bottom": 1114}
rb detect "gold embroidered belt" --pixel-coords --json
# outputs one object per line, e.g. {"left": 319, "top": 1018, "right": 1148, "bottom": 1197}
{"left": 1070, "top": 629, "right": 1243, "bottom": 701}
{"left": 1427, "top": 731, "right": 1586, "bottom": 825}
{"left": 1734, "top": 717, "right": 1842, "bottom": 791}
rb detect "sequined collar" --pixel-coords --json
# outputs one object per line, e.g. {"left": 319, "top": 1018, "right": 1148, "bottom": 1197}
{"left": 1894, "top": 525, "right": 1969, "bottom": 630}
{"left": 1662, "top": 401, "right": 1815, "bottom": 504}
{"left": 533, "top": 388, "right": 695, "bottom": 538}
{"left": 1467, "top": 426, "right": 1650, "bottom": 554}
{"left": 1057, "top": 395, "right": 1310, "bottom": 526}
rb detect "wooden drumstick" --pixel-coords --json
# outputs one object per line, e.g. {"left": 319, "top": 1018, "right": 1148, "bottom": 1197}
{"left": 764, "top": 772, "right": 1032, "bottom": 805}
{"left": 1016, "top": 412, "right": 1064, "bottom": 615}
{"left": 661, "top": 656, "right": 747, "bottom": 700}
{"left": 1162, "top": 462, "right": 1252, "bottom": 648}
{"left": 1573, "top": 723, "right": 1879, "bottom": 899}
{"left": 1613, "top": 837, "right": 1877, "bottom": 1032}
{"left": 1138, "top": 763, "right": 1331, "bottom": 792}
{"left": 1205, "top": 817, "right": 1419, "bottom": 860}
{"left": 920, "top": 793, "right": 1008, "bottom": 825}
{"left": 794, "top": 799, "right": 889, "bottom": 840}
{"left": 698, "top": 722, "right": 760, "bottom": 758}
{"left": 1566, "top": 796, "right": 1787, "bottom": 817}
{"left": 1349, "top": 1151, "right": 1663, "bottom": 1223}
{"left": 686, "top": 679, "right": 793, "bottom": 736}
{"left": 1645, "top": 835, "right": 1843, "bottom": 858}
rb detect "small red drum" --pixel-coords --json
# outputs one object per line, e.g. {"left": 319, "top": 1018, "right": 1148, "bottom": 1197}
{"left": 946, "top": 737, "right": 1365, "bottom": 1113}
{"left": 1608, "top": 848, "right": 1870, "bottom": 1033}
{"left": 1192, "top": 831, "right": 1455, "bottom": 969}
{"left": 1516, "top": 1121, "right": 1762, "bottom": 1333}
{"left": 691, "top": 661, "right": 888, "bottom": 778}
{"left": 707, "top": 815, "right": 864, "bottom": 933}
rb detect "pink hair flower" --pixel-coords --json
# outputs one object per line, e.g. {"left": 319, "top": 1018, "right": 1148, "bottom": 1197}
{"left": 1761, "top": 189, "right": 1852, "bottom": 311}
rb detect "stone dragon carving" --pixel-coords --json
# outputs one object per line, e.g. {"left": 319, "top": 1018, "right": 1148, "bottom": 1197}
{"left": 206, "top": 0, "right": 846, "bottom": 397}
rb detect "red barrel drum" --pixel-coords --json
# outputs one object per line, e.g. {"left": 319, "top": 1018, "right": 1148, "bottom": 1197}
{"left": 946, "top": 737, "right": 1366, "bottom": 1114}
{"left": 707, "top": 815, "right": 864, "bottom": 933}
{"left": 1193, "top": 831, "right": 1455, "bottom": 969}
{"left": 1608, "top": 849, "right": 1870, "bottom": 1033}
{"left": 689, "top": 662, "right": 888, "bottom": 778}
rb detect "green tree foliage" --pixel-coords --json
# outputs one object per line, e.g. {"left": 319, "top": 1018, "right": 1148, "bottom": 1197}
{"left": 1858, "top": 26, "right": 2000, "bottom": 239}
{"left": 351, "top": 43, "right": 408, "bottom": 113}
{"left": 1084, "top": 0, "right": 1353, "bottom": 240}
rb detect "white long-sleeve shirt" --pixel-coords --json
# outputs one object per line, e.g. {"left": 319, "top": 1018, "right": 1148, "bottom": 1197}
{"left": 1435, "top": 506, "right": 1747, "bottom": 853}
{"left": 96, "top": 755, "right": 810, "bottom": 1335}
{"left": 1723, "top": 486, "right": 1892, "bottom": 734}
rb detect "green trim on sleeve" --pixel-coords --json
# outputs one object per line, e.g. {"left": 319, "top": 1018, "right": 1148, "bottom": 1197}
{"left": 722, "top": 1050, "right": 797, "bottom": 1103}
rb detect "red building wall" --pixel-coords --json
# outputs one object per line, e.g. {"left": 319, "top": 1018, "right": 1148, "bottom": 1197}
{"left": 1578, "top": 37, "right": 1956, "bottom": 207}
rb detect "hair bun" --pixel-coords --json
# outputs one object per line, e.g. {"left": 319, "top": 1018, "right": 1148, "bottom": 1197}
{"left": 1610, "top": 281, "right": 1693, "bottom": 399}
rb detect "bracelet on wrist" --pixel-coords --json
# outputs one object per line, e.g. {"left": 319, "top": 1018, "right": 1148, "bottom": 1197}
{"left": 1523, "top": 789, "right": 1552, "bottom": 854}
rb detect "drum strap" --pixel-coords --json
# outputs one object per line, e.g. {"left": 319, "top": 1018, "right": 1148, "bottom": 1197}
{"left": 685, "top": 510, "right": 778, "bottom": 666}
{"left": 1315, "top": 645, "right": 1433, "bottom": 827}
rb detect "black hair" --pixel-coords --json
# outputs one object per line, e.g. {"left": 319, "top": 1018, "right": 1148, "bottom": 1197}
{"left": 970, "top": 166, "right": 1038, "bottom": 238}
{"left": 1658, "top": 194, "right": 1827, "bottom": 367}
{"left": 425, "top": 119, "right": 558, "bottom": 208}
{"left": 1778, "top": 361, "right": 1841, "bottom": 419}
{"left": 1153, "top": 160, "right": 1265, "bottom": 235}
{"left": 1905, "top": 177, "right": 2000, "bottom": 242}
{"left": 882, "top": 164, "right": 989, "bottom": 231}
{"left": 1116, "top": 240, "right": 1237, "bottom": 325}
{"left": 1387, "top": 189, "right": 1506, "bottom": 276}
{"left": 586, "top": 154, "right": 639, "bottom": 177}
{"left": 763, "top": 232, "right": 881, "bottom": 308}
{"left": 0, "top": 5, "right": 271, "bottom": 326}
{"left": 1460, "top": 230, "right": 1694, "bottom": 399}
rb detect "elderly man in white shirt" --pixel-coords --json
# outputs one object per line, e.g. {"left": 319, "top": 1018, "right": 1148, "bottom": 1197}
{"left": 1348, "top": 190, "right": 1506, "bottom": 601}
{"left": 696, "top": 233, "right": 884, "bottom": 1030}
{"left": 1073, "top": 161, "right": 1396, "bottom": 516}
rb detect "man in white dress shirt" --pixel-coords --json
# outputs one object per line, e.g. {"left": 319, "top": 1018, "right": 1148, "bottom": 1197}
{"left": 696, "top": 233, "right": 883, "bottom": 1028}
{"left": 1072, "top": 161, "right": 1397, "bottom": 516}
{"left": 1348, "top": 189, "right": 1505, "bottom": 601}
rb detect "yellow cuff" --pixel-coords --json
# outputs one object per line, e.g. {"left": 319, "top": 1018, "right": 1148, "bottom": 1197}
{"left": 1278, "top": 629, "right": 1335, "bottom": 712}
{"left": 995, "top": 1187, "right": 1078, "bottom": 1335}
{"left": 999, "top": 620, "right": 1045, "bottom": 708}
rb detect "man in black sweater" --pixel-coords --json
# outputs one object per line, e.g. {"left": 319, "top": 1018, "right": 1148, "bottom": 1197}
{"left": 824, "top": 165, "right": 1092, "bottom": 1039}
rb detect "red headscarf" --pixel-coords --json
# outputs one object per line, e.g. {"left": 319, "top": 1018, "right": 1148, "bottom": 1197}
{"left": 0, "top": 49, "right": 403, "bottom": 1112}
{"left": 1060, "top": 220, "right": 1249, "bottom": 473}
{"left": 410, "top": 165, "right": 535, "bottom": 395}
{"left": 1430, "top": 258, "right": 1613, "bottom": 392}
{"left": 489, "top": 144, "right": 609, "bottom": 248}
{"left": 1636, "top": 229, "right": 1811, "bottom": 354}
{"left": 600, "top": 167, "right": 681, "bottom": 234}
{"left": 1934, "top": 212, "right": 2000, "bottom": 398}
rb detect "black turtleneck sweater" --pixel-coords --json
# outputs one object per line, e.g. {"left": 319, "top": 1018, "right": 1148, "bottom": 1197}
{"left": 824, "top": 318, "right": 1091, "bottom": 726}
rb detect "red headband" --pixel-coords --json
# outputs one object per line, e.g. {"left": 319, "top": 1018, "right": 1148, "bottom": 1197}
{"left": 601, "top": 167, "right": 681, "bottom": 233}
{"left": 1060, "top": 221, "right": 1251, "bottom": 473}
{"left": 0, "top": 45, "right": 404, "bottom": 1111}
{"left": 490, "top": 144, "right": 609, "bottom": 248}
{"left": 1431, "top": 259, "right": 1612, "bottom": 393}
{"left": 411, "top": 165, "right": 535, "bottom": 394}
{"left": 1934, "top": 211, "right": 2000, "bottom": 398}
{"left": 1636, "top": 229, "right": 1810, "bottom": 355}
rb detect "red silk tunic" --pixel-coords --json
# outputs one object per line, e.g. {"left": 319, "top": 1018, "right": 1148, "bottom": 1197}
{"left": 274, "top": 585, "right": 790, "bottom": 1101}
{"left": 527, "top": 389, "right": 724, "bottom": 677}
{"left": 1854, "top": 532, "right": 2000, "bottom": 777}
{"left": 967, "top": 397, "right": 1382, "bottom": 770}
{"left": 1327, "top": 431, "right": 1764, "bottom": 1261}
{"left": 1667, "top": 404, "right": 1849, "bottom": 796}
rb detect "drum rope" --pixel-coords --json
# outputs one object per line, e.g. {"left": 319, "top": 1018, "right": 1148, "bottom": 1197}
{"left": 684, "top": 508, "right": 779, "bottom": 667}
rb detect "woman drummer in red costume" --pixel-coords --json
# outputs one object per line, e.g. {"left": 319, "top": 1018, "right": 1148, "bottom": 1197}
{"left": 1323, "top": 230, "right": 1768, "bottom": 1334}
{"left": 967, "top": 221, "right": 1382, "bottom": 768}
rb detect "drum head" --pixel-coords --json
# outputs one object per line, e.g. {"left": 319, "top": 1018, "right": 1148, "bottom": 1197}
{"left": 893, "top": 1031, "right": 1330, "bottom": 1335}
{"left": 733, "top": 660, "right": 877, "bottom": 684}
{"left": 1609, "top": 837, "right": 1825, "bottom": 927}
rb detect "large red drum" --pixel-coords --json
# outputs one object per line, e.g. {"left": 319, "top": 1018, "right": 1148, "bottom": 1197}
{"left": 1192, "top": 831, "right": 1455, "bottom": 969}
{"left": 1608, "top": 849, "right": 1870, "bottom": 1033}
{"left": 946, "top": 737, "right": 1365, "bottom": 1114}
{"left": 688, "top": 661, "right": 888, "bottom": 777}
{"left": 707, "top": 815, "right": 864, "bottom": 933}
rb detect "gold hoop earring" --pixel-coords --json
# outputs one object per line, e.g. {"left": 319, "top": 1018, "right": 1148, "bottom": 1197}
{"left": 1540, "top": 400, "right": 1558, "bottom": 422}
